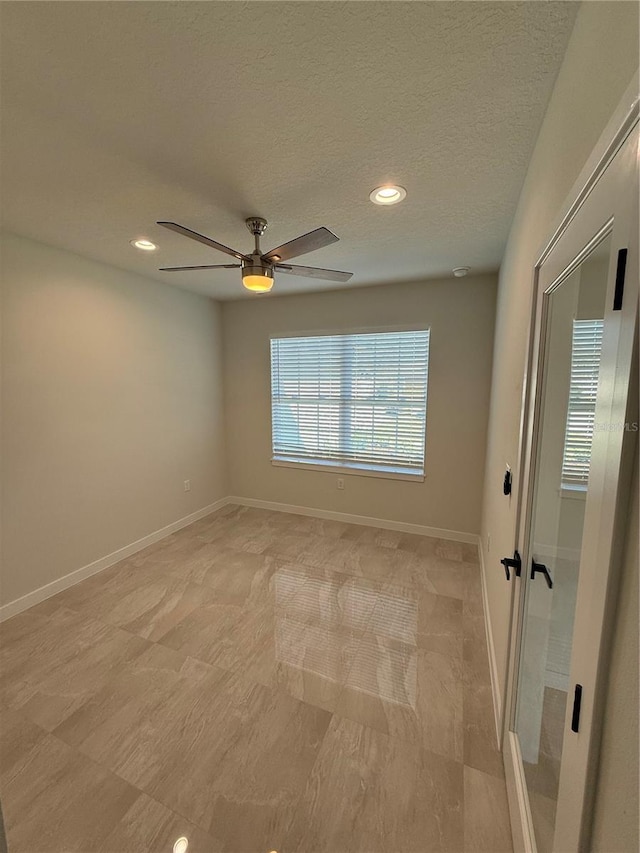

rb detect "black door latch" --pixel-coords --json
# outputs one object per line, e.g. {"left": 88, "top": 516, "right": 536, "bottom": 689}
{"left": 500, "top": 550, "right": 522, "bottom": 581}
{"left": 613, "top": 248, "right": 627, "bottom": 311}
{"left": 531, "top": 559, "right": 553, "bottom": 589}
{"left": 571, "top": 684, "right": 583, "bottom": 732}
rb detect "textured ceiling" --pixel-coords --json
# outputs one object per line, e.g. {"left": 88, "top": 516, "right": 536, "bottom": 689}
{"left": 0, "top": 1, "right": 577, "bottom": 300}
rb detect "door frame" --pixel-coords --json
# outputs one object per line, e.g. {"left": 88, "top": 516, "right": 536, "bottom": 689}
{"left": 502, "top": 81, "right": 639, "bottom": 853}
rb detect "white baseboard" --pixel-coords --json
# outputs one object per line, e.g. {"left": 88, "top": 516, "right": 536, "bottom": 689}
{"left": 0, "top": 497, "right": 231, "bottom": 623}
{"left": 478, "top": 542, "right": 503, "bottom": 746}
{"left": 0, "top": 494, "right": 478, "bottom": 623}
{"left": 228, "top": 495, "right": 479, "bottom": 544}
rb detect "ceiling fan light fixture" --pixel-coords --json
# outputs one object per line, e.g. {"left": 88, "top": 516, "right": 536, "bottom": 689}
{"left": 369, "top": 185, "right": 406, "bottom": 205}
{"left": 242, "top": 270, "right": 274, "bottom": 293}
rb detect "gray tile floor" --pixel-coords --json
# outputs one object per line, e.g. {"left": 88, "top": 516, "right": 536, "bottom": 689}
{"left": 0, "top": 505, "right": 513, "bottom": 852}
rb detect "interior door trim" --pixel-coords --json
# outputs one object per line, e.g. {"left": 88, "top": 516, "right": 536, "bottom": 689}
{"left": 502, "top": 81, "right": 639, "bottom": 756}
{"left": 502, "top": 77, "right": 639, "bottom": 853}
{"left": 504, "top": 731, "right": 537, "bottom": 853}
{"left": 512, "top": 84, "right": 638, "bottom": 569}
{"left": 536, "top": 94, "right": 638, "bottom": 270}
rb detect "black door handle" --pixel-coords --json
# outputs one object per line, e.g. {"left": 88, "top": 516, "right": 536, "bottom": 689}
{"left": 500, "top": 550, "right": 522, "bottom": 581}
{"left": 531, "top": 559, "right": 553, "bottom": 589}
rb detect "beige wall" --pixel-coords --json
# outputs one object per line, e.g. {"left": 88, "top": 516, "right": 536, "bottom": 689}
{"left": 591, "top": 450, "right": 639, "bottom": 852}
{"left": 223, "top": 275, "right": 496, "bottom": 535}
{"left": 480, "top": 0, "right": 638, "bottom": 701}
{"left": 478, "top": 1, "right": 638, "bottom": 850}
{"left": 1, "top": 232, "right": 227, "bottom": 606}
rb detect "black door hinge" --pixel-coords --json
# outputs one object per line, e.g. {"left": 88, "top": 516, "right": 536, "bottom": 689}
{"left": 571, "top": 684, "right": 583, "bottom": 732}
{"left": 613, "top": 248, "right": 627, "bottom": 311}
{"left": 500, "top": 550, "right": 522, "bottom": 581}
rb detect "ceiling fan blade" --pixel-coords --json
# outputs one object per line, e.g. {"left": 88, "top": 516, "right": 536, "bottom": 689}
{"left": 262, "top": 227, "right": 339, "bottom": 263}
{"left": 157, "top": 221, "right": 250, "bottom": 261}
{"left": 275, "top": 264, "right": 353, "bottom": 283}
{"left": 159, "top": 264, "right": 241, "bottom": 271}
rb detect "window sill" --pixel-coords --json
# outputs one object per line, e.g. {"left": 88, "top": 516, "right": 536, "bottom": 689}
{"left": 271, "top": 457, "right": 425, "bottom": 482}
{"left": 559, "top": 485, "right": 587, "bottom": 500}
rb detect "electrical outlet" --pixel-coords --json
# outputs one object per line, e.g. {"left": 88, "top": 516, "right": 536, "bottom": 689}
{"left": 183, "top": 479, "right": 191, "bottom": 492}
{"left": 487, "top": 533, "right": 491, "bottom": 553}
{"left": 337, "top": 478, "right": 345, "bottom": 490}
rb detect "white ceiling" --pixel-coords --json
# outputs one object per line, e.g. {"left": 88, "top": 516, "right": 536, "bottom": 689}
{"left": 0, "top": 1, "right": 577, "bottom": 301}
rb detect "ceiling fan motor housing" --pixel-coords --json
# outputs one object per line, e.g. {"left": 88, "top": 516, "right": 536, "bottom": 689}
{"left": 242, "top": 217, "right": 274, "bottom": 287}
{"left": 241, "top": 254, "right": 274, "bottom": 281}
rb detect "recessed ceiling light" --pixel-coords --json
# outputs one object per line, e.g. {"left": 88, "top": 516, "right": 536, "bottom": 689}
{"left": 173, "top": 838, "right": 189, "bottom": 853}
{"left": 369, "top": 185, "right": 407, "bottom": 206}
{"left": 452, "top": 267, "right": 471, "bottom": 277}
{"left": 130, "top": 238, "right": 157, "bottom": 251}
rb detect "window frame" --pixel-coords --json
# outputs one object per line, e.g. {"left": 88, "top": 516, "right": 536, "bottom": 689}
{"left": 269, "top": 325, "right": 430, "bottom": 482}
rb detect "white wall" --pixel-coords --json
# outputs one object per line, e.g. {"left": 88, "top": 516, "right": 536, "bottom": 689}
{"left": 1, "top": 232, "right": 227, "bottom": 607}
{"left": 223, "top": 275, "right": 496, "bottom": 536}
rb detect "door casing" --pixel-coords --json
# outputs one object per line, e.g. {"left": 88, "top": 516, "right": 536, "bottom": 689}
{"left": 502, "top": 83, "right": 639, "bottom": 853}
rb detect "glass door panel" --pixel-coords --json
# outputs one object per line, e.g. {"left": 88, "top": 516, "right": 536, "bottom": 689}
{"left": 514, "top": 232, "right": 612, "bottom": 852}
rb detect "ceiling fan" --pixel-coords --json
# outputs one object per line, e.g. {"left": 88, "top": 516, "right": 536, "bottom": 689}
{"left": 157, "top": 217, "right": 353, "bottom": 293}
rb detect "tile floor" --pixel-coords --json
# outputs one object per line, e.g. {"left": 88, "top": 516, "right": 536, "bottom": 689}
{"left": 0, "top": 505, "right": 513, "bottom": 852}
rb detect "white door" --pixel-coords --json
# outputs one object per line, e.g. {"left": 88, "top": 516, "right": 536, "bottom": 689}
{"left": 503, "top": 110, "right": 638, "bottom": 852}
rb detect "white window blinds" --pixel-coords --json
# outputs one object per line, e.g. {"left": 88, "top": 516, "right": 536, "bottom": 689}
{"left": 561, "top": 318, "right": 604, "bottom": 487}
{"left": 270, "top": 329, "right": 430, "bottom": 477}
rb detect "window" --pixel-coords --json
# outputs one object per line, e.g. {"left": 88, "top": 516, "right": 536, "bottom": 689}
{"left": 270, "top": 329, "right": 430, "bottom": 479}
{"left": 561, "top": 318, "right": 604, "bottom": 488}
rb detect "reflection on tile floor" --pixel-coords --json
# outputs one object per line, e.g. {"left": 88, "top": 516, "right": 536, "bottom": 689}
{"left": 0, "top": 505, "right": 513, "bottom": 852}
{"left": 522, "top": 685, "right": 567, "bottom": 853}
